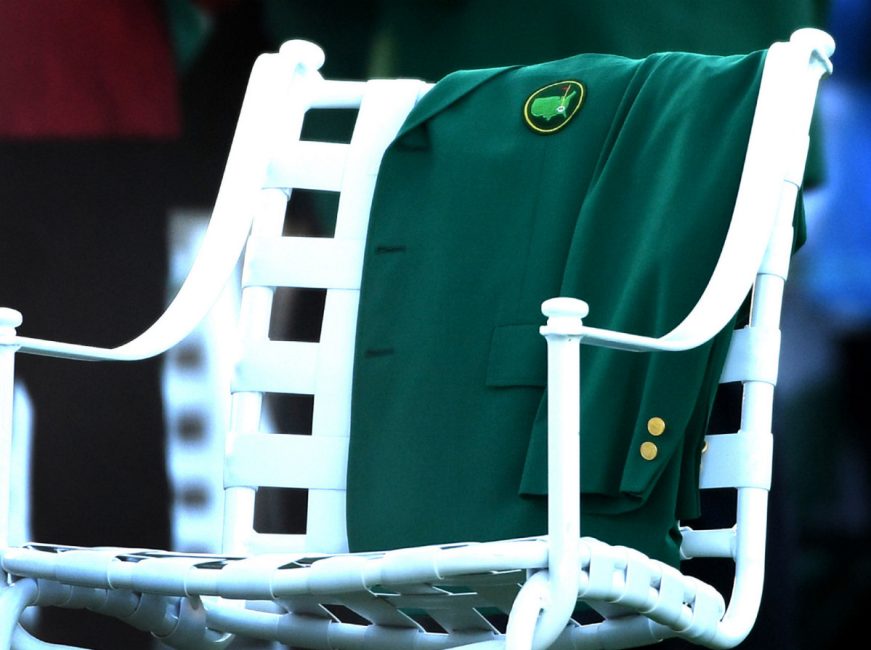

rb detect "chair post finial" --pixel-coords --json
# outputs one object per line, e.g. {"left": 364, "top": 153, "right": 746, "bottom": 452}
{"left": 790, "top": 28, "right": 836, "bottom": 59}
{"left": 0, "top": 309, "right": 22, "bottom": 331}
{"left": 541, "top": 297, "right": 589, "bottom": 336}
{"left": 790, "top": 28, "right": 836, "bottom": 76}
{"left": 278, "top": 40, "right": 326, "bottom": 73}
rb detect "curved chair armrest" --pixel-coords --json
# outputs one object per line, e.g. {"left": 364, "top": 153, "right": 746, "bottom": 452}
{"left": 1, "top": 44, "right": 333, "bottom": 363}
{"left": 9, "top": 187, "right": 252, "bottom": 363}
{"left": 563, "top": 28, "right": 835, "bottom": 357}
{"left": 6, "top": 193, "right": 253, "bottom": 363}
{"left": 553, "top": 111, "right": 782, "bottom": 355}
{"left": 557, "top": 200, "right": 770, "bottom": 354}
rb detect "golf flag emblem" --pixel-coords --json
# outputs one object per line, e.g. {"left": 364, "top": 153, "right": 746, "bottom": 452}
{"left": 523, "top": 80, "right": 585, "bottom": 134}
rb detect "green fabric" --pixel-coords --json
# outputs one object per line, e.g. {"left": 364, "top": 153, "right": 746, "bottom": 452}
{"left": 371, "top": 0, "right": 829, "bottom": 187}
{"left": 347, "top": 49, "right": 784, "bottom": 566}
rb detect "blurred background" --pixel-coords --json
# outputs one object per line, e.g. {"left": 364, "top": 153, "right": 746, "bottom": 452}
{"left": 1, "top": 1, "right": 868, "bottom": 648}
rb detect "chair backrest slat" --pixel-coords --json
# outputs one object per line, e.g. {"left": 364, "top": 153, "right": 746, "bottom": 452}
{"left": 242, "top": 237, "right": 364, "bottom": 289}
{"left": 698, "top": 431, "right": 774, "bottom": 491}
{"left": 221, "top": 66, "right": 430, "bottom": 556}
{"left": 231, "top": 340, "right": 318, "bottom": 394}
{"left": 224, "top": 432, "right": 348, "bottom": 490}
{"left": 266, "top": 142, "right": 350, "bottom": 191}
{"left": 718, "top": 326, "right": 782, "bottom": 385}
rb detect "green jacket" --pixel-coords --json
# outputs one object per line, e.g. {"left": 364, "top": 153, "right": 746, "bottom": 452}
{"left": 347, "top": 49, "right": 786, "bottom": 565}
{"left": 371, "top": 0, "right": 828, "bottom": 186}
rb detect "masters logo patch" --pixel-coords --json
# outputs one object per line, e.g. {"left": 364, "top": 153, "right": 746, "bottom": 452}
{"left": 523, "top": 80, "right": 585, "bottom": 134}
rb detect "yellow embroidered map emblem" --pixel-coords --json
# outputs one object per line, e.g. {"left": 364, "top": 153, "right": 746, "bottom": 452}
{"left": 523, "top": 80, "right": 585, "bottom": 134}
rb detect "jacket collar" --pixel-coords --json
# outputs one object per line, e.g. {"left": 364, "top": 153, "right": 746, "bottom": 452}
{"left": 396, "top": 65, "right": 518, "bottom": 139}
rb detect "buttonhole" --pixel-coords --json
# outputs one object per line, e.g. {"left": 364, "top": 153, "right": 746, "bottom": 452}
{"left": 365, "top": 347, "right": 395, "bottom": 358}
{"left": 375, "top": 245, "right": 406, "bottom": 254}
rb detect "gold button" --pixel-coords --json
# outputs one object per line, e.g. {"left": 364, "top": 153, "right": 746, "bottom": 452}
{"left": 640, "top": 441, "right": 658, "bottom": 461}
{"left": 647, "top": 417, "right": 666, "bottom": 436}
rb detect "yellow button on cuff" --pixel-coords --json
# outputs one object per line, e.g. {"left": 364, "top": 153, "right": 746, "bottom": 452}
{"left": 647, "top": 417, "right": 666, "bottom": 436}
{"left": 640, "top": 441, "right": 658, "bottom": 461}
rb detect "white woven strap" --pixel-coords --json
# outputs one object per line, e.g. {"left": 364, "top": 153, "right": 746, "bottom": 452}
{"left": 1, "top": 538, "right": 726, "bottom": 649}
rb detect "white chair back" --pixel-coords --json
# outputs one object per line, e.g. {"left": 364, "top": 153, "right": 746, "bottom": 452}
{"left": 218, "top": 42, "right": 431, "bottom": 555}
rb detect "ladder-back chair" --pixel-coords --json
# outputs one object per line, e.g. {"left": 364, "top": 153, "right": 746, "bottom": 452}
{"left": 0, "top": 29, "right": 833, "bottom": 650}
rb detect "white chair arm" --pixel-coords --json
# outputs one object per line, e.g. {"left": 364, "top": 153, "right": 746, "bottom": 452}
{"left": 0, "top": 42, "right": 319, "bottom": 363}
{"left": 0, "top": 580, "right": 37, "bottom": 650}
{"left": 553, "top": 29, "right": 834, "bottom": 358}
{"left": 8, "top": 199, "right": 250, "bottom": 362}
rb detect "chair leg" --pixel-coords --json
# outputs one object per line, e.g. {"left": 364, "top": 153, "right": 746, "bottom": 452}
{"left": 505, "top": 572, "right": 549, "bottom": 650}
{"left": 0, "top": 579, "right": 36, "bottom": 650}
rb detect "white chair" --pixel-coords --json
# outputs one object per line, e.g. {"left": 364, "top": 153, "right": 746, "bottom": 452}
{"left": 0, "top": 29, "right": 834, "bottom": 650}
